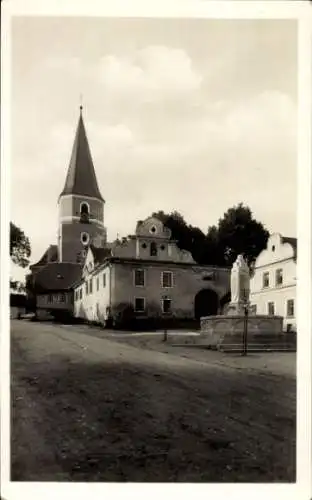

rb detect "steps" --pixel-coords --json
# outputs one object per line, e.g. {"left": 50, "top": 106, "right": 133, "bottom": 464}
{"left": 218, "top": 343, "right": 296, "bottom": 353}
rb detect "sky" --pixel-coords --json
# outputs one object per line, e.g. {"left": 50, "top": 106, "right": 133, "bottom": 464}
{"left": 10, "top": 16, "right": 297, "bottom": 278}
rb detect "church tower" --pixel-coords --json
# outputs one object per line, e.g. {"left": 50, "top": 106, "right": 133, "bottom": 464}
{"left": 58, "top": 106, "right": 107, "bottom": 263}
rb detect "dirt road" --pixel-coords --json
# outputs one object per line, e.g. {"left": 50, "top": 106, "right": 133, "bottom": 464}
{"left": 11, "top": 320, "right": 296, "bottom": 482}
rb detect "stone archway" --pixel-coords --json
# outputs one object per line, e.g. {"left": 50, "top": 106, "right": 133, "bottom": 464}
{"left": 194, "top": 289, "right": 219, "bottom": 320}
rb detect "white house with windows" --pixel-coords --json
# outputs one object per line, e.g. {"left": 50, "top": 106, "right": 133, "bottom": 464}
{"left": 250, "top": 233, "right": 297, "bottom": 332}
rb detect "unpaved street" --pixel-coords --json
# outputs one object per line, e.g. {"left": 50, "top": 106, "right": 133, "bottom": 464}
{"left": 11, "top": 320, "right": 296, "bottom": 482}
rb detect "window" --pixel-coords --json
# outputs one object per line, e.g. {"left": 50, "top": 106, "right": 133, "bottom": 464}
{"left": 80, "top": 288, "right": 82, "bottom": 300}
{"left": 134, "top": 297, "right": 145, "bottom": 313}
{"left": 59, "top": 293, "right": 65, "bottom": 303}
{"left": 142, "top": 242, "right": 147, "bottom": 249}
{"left": 80, "top": 202, "right": 90, "bottom": 216}
{"left": 150, "top": 225, "right": 157, "bottom": 234}
{"left": 89, "top": 278, "right": 93, "bottom": 294}
{"left": 287, "top": 299, "right": 294, "bottom": 317}
{"left": 81, "top": 232, "right": 90, "bottom": 245}
{"left": 150, "top": 241, "right": 157, "bottom": 256}
{"left": 103, "top": 273, "right": 106, "bottom": 288}
{"left": 80, "top": 202, "right": 90, "bottom": 223}
{"left": 48, "top": 294, "right": 53, "bottom": 304}
{"left": 268, "top": 302, "right": 275, "bottom": 315}
{"left": 162, "top": 298, "right": 172, "bottom": 314}
{"left": 162, "top": 271, "right": 173, "bottom": 288}
{"left": 272, "top": 245, "right": 275, "bottom": 252}
{"left": 96, "top": 277, "right": 99, "bottom": 291}
{"left": 85, "top": 281, "right": 88, "bottom": 295}
{"left": 134, "top": 269, "right": 145, "bottom": 287}
{"left": 276, "top": 268, "right": 283, "bottom": 286}
{"left": 263, "top": 272, "right": 269, "bottom": 288}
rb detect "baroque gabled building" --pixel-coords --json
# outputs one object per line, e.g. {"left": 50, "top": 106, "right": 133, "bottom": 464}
{"left": 250, "top": 233, "right": 297, "bottom": 332}
{"left": 27, "top": 108, "right": 231, "bottom": 325}
{"left": 73, "top": 216, "right": 231, "bottom": 327}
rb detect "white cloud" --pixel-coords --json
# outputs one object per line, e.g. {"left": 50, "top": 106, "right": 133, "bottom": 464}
{"left": 11, "top": 22, "right": 297, "bottom": 274}
{"left": 95, "top": 46, "right": 202, "bottom": 100}
{"left": 224, "top": 91, "right": 296, "bottom": 147}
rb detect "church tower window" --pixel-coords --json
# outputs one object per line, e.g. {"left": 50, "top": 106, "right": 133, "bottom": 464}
{"left": 80, "top": 202, "right": 90, "bottom": 223}
{"left": 81, "top": 232, "right": 90, "bottom": 245}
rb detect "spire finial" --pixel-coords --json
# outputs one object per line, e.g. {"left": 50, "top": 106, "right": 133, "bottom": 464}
{"left": 79, "top": 93, "right": 83, "bottom": 114}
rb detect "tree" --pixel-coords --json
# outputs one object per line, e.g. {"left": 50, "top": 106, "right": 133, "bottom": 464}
{"left": 10, "top": 222, "right": 31, "bottom": 292}
{"left": 152, "top": 210, "right": 208, "bottom": 263}
{"left": 214, "top": 203, "right": 269, "bottom": 267}
{"left": 10, "top": 222, "right": 31, "bottom": 268}
{"left": 152, "top": 204, "right": 269, "bottom": 268}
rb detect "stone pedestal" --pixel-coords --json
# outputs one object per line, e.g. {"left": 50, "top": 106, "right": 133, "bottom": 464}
{"left": 226, "top": 302, "right": 246, "bottom": 316}
{"left": 199, "top": 314, "right": 295, "bottom": 351}
{"left": 197, "top": 254, "right": 296, "bottom": 351}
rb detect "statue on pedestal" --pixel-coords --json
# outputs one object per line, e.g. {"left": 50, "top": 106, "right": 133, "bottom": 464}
{"left": 228, "top": 254, "right": 250, "bottom": 315}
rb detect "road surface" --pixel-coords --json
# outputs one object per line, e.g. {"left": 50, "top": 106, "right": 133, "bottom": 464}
{"left": 11, "top": 320, "right": 296, "bottom": 482}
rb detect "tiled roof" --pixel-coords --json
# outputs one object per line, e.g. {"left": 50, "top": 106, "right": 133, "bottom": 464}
{"left": 59, "top": 108, "right": 104, "bottom": 201}
{"left": 30, "top": 245, "right": 58, "bottom": 270}
{"left": 281, "top": 236, "right": 297, "bottom": 259}
{"left": 31, "top": 262, "right": 83, "bottom": 292}
{"left": 90, "top": 245, "right": 112, "bottom": 264}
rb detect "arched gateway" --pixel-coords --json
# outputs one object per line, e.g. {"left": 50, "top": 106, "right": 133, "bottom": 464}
{"left": 194, "top": 289, "right": 219, "bottom": 319}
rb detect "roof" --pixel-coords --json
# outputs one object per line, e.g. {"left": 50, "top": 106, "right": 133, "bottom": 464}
{"left": 59, "top": 108, "right": 104, "bottom": 201}
{"left": 30, "top": 245, "right": 58, "bottom": 270}
{"left": 103, "top": 256, "right": 231, "bottom": 270}
{"left": 31, "top": 262, "right": 83, "bottom": 292}
{"left": 281, "top": 236, "right": 297, "bottom": 259}
{"left": 89, "top": 245, "right": 112, "bottom": 265}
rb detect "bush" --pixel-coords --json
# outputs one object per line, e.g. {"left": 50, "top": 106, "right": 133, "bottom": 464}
{"left": 111, "top": 302, "right": 136, "bottom": 330}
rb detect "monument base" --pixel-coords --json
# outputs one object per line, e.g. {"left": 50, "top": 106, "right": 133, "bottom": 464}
{"left": 200, "top": 315, "right": 296, "bottom": 351}
{"left": 226, "top": 302, "right": 247, "bottom": 316}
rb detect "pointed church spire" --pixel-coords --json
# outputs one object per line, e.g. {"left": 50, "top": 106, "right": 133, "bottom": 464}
{"left": 59, "top": 107, "right": 104, "bottom": 201}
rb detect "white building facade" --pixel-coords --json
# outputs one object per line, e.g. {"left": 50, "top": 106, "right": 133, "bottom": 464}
{"left": 250, "top": 233, "right": 297, "bottom": 332}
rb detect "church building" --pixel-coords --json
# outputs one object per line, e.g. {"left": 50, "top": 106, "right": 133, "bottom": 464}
{"left": 27, "top": 108, "right": 231, "bottom": 326}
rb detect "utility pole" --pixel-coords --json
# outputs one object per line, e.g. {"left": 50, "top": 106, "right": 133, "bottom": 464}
{"left": 242, "top": 289, "right": 249, "bottom": 356}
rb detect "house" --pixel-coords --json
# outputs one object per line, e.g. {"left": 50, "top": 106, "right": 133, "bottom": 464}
{"left": 73, "top": 216, "right": 231, "bottom": 328}
{"left": 28, "top": 262, "right": 83, "bottom": 320}
{"left": 250, "top": 233, "right": 297, "bottom": 332}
